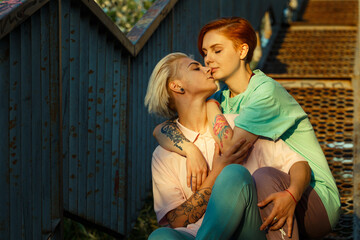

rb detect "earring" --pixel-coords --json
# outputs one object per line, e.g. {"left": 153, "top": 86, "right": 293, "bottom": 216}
{"left": 180, "top": 88, "right": 185, "bottom": 93}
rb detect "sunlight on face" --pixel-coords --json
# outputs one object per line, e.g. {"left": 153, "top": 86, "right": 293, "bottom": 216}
{"left": 202, "top": 30, "right": 242, "bottom": 81}
{"left": 177, "top": 57, "right": 217, "bottom": 97}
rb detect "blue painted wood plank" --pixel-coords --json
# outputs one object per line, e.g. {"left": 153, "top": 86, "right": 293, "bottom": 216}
{"left": 95, "top": 30, "right": 106, "bottom": 222}
{"left": 69, "top": 2, "right": 80, "bottom": 214}
{"left": 129, "top": 53, "right": 137, "bottom": 225}
{"left": 78, "top": 10, "right": 90, "bottom": 218}
{"left": 49, "top": 0, "right": 61, "bottom": 229}
{"left": 31, "top": 10, "right": 42, "bottom": 240}
{"left": 20, "top": 18, "right": 32, "bottom": 239}
{"left": 220, "top": 0, "right": 233, "bottom": 17}
{"left": 118, "top": 50, "right": 128, "bottom": 234}
{"left": 86, "top": 21, "right": 98, "bottom": 221}
{"left": 9, "top": 26, "right": 22, "bottom": 240}
{"left": 127, "top": 55, "right": 134, "bottom": 231}
{"left": 111, "top": 47, "right": 121, "bottom": 231}
{"left": 0, "top": 34, "right": 10, "bottom": 240}
{"left": 61, "top": 0, "right": 70, "bottom": 211}
{"left": 40, "top": 4, "right": 52, "bottom": 236}
{"left": 200, "top": 0, "right": 219, "bottom": 29}
{"left": 133, "top": 47, "right": 140, "bottom": 219}
{"left": 103, "top": 38, "right": 114, "bottom": 228}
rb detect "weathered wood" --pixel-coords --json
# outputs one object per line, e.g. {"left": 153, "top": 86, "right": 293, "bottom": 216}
{"left": 353, "top": 0, "right": 360, "bottom": 238}
{"left": 0, "top": 0, "right": 49, "bottom": 39}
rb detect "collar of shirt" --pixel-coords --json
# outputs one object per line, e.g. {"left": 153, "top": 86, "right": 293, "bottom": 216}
{"left": 175, "top": 119, "right": 212, "bottom": 143}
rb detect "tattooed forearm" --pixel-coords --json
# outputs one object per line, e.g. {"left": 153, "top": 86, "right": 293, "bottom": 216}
{"left": 160, "top": 120, "right": 190, "bottom": 151}
{"left": 212, "top": 114, "right": 231, "bottom": 148}
{"left": 167, "top": 188, "right": 212, "bottom": 228}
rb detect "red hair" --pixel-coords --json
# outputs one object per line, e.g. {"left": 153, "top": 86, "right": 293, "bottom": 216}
{"left": 198, "top": 17, "right": 257, "bottom": 63}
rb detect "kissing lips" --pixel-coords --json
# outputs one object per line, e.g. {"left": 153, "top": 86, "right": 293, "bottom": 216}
{"left": 211, "top": 68, "right": 218, "bottom": 74}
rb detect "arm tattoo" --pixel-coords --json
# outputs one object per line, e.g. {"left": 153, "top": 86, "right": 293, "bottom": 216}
{"left": 212, "top": 114, "right": 231, "bottom": 148}
{"left": 167, "top": 187, "right": 211, "bottom": 227}
{"left": 161, "top": 120, "right": 190, "bottom": 151}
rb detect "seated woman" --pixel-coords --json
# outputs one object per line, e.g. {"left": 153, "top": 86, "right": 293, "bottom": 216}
{"left": 144, "top": 53, "right": 308, "bottom": 240}
{"left": 153, "top": 17, "right": 340, "bottom": 240}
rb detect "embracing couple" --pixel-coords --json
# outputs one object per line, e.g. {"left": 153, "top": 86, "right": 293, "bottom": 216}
{"left": 144, "top": 17, "right": 340, "bottom": 240}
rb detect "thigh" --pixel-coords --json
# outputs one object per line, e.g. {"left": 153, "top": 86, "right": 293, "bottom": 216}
{"left": 148, "top": 227, "right": 195, "bottom": 240}
{"left": 296, "top": 186, "right": 332, "bottom": 239}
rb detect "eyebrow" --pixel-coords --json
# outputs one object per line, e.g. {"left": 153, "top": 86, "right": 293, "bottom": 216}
{"left": 202, "top": 43, "right": 223, "bottom": 51}
{"left": 187, "top": 62, "right": 200, "bottom": 68}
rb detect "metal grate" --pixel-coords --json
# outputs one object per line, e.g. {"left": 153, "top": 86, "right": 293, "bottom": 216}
{"left": 263, "top": 26, "right": 357, "bottom": 78}
{"left": 283, "top": 85, "right": 354, "bottom": 239}
{"left": 297, "top": 0, "right": 358, "bottom": 26}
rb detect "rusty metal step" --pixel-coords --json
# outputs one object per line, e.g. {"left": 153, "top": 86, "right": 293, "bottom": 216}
{"left": 295, "top": 0, "right": 358, "bottom": 26}
{"left": 263, "top": 26, "right": 357, "bottom": 79}
{"left": 279, "top": 80, "right": 354, "bottom": 239}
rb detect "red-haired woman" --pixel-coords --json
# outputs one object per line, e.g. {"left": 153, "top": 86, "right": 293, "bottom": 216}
{"left": 153, "top": 17, "right": 340, "bottom": 239}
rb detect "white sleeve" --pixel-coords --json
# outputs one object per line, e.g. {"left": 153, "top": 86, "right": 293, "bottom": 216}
{"left": 275, "top": 139, "right": 307, "bottom": 174}
{"left": 151, "top": 150, "right": 186, "bottom": 225}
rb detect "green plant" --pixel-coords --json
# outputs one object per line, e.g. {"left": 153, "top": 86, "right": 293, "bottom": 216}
{"left": 95, "top": 0, "right": 156, "bottom": 34}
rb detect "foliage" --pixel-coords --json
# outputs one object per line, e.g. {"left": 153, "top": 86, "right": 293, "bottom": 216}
{"left": 64, "top": 193, "right": 159, "bottom": 240}
{"left": 95, "top": 0, "right": 156, "bottom": 34}
{"left": 64, "top": 218, "right": 115, "bottom": 240}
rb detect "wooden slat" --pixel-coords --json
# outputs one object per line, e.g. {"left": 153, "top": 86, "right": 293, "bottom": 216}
{"left": 78, "top": 9, "right": 90, "bottom": 218}
{"left": 68, "top": 2, "right": 80, "bottom": 214}
{"left": 86, "top": 20, "right": 98, "bottom": 221}
{"left": 30, "top": 10, "right": 42, "bottom": 240}
{"left": 0, "top": 33, "right": 10, "bottom": 240}
{"left": 102, "top": 38, "right": 114, "bottom": 228}
{"left": 20, "top": 17, "right": 32, "bottom": 239}
{"left": 9, "top": 26, "right": 22, "bottom": 240}
{"left": 95, "top": 29, "right": 106, "bottom": 223}
{"left": 40, "top": 5, "right": 52, "bottom": 235}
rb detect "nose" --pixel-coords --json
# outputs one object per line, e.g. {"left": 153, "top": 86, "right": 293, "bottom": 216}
{"left": 205, "top": 53, "right": 213, "bottom": 66}
{"left": 203, "top": 66, "right": 211, "bottom": 74}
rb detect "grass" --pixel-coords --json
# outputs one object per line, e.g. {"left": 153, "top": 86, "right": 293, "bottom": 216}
{"left": 64, "top": 193, "right": 160, "bottom": 240}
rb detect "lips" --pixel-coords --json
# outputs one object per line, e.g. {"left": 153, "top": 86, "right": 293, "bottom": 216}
{"left": 211, "top": 68, "right": 218, "bottom": 73}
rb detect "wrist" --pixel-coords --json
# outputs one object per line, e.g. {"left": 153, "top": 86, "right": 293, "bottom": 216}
{"left": 285, "top": 188, "right": 299, "bottom": 203}
{"left": 182, "top": 142, "right": 199, "bottom": 156}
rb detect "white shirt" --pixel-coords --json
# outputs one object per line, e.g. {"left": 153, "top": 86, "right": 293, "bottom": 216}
{"left": 151, "top": 114, "right": 305, "bottom": 236}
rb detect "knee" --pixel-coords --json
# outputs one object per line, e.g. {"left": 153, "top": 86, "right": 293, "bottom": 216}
{"left": 217, "top": 164, "right": 252, "bottom": 186}
{"left": 148, "top": 228, "right": 173, "bottom": 240}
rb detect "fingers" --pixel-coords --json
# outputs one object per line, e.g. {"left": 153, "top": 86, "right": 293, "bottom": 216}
{"left": 233, "top": 142, "right": 251, "bottom": 163}
{"left": 187, "top": 168, "right": 191, "bottom": 188}
{"left": 202, "top": 171, "right": 207, "bottom": 187}
{"left": 260, "top": 212, "right": 276, "bottom": 231}
{"left": 213, "top": 142, "right": 220, "bottom": 157}
{"left": 257, "top": 194, "right": 273, "bottom": 208}
{"left": 191, "top": 177, "right": 196, "bottom": 192}
{"left": 269, "top": 216, "right": 286, "bottom": 231}
{"left": 196, "top": 174, "right": 202, "bottom": 192}
{"left": 225, "top": 138, "right": 246, "bottom": 155}
{"left": 286, "top": 216, "right": 293, "bottom": 237}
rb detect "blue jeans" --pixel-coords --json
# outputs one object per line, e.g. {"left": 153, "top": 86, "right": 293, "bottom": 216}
{"left": 148, "top": 164, "right": 266, "bottom": 240}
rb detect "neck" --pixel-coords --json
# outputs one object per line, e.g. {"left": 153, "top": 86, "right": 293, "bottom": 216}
{"left": 175, "top": 96, "right": 208, "bottom": 133}
{"left": 225, "top": 63, "right": 252, "bottom": 98}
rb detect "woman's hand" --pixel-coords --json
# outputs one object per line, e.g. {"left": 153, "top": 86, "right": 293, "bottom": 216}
{"left": 258, "top": 190, "right": 297, "bottom": 237}
{"left": 212, "top": 139, "right": 251, "bottom": 172}
{"left": 185, "top": 145, "right": 208, "bottom": 192}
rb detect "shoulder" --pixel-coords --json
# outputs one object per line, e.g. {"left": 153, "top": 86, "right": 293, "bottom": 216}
{"left": 250, "top": 70, "right": 290, "bottom": 101}
{"left": 152, "top": 146, "right": 183, "bottom": 167}
{"left": 251, "top": 70, "right": 278, "bottom": 93}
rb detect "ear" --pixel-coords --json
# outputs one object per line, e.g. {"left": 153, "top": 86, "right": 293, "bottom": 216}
{"left": 239, "top": 43, "right": 249, "bottom": 60}
{"left": 168, "top": 80, "right": 184, "bottom": 94}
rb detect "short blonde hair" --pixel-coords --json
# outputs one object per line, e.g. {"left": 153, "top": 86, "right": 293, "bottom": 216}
{"left": 144, "top": 52, "right": 188, "bottom": 118}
